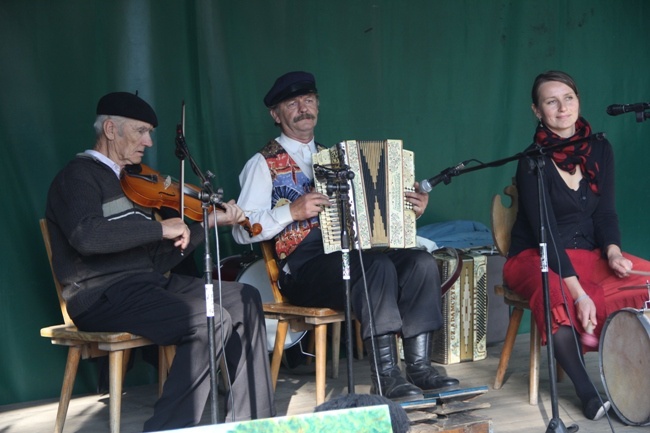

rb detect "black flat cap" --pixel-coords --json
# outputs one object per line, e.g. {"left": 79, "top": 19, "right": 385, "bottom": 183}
{"left": 264, "top": 71, "right": 317, "bottom": 107}
{"left": 96, "top": 92, "right": 158, "bottom": 127}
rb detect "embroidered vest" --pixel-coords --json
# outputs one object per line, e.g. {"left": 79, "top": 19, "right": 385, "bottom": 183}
{"left": 260, "top": 140, "right": 320, "bottom": 259}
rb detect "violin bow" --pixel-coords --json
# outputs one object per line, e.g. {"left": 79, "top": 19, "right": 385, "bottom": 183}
{"left": 177, "top": 101, "right": 187, "bottom": 219}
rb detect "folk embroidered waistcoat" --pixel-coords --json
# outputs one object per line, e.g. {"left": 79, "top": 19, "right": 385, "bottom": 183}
{"left": 261, "top": 140, "right": 320, "bottom": 259}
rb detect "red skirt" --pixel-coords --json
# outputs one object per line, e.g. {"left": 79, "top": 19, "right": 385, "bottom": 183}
{"left": 503, "top": 248, "right": 649, "bottom": 351}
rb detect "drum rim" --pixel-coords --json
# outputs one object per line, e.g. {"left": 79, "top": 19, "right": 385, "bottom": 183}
{"left": 231, "top": 257, "right": 307, "bottom": 352}
{"left": 599, "top": 307, "right": 650, "bottom": 426}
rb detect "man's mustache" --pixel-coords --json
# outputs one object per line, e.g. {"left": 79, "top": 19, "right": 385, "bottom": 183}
{"left": 293, "top": 113, "right": 316, "bottom": 122}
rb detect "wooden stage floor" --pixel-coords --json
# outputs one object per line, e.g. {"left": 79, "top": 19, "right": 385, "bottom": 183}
{"left": 0, "top": 334, "right": 643, "bottom": 432}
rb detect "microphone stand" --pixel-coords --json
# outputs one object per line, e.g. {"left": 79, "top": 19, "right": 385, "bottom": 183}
{"left": 315, "top": 165, "right": 356, "bottom": 394}
{"left": 427, "top": 132, "right": 606, "bottom": 433}
{"left": 175, "top": 116, "right": 224, "bottom": 425}
{"left": 635, "top": 110, "right": 650, "bottom": 122}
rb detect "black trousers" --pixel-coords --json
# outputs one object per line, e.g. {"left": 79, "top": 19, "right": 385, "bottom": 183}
{"left": 280, "top": 248, "right": 443, "bottom": 340}
{"left": 73, "top": 272, "right": 274, "bottom": 431}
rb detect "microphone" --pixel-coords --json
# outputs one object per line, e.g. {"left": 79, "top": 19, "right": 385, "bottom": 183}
{"left": 606, "top": 102, "right": 650, "bottom": 116}
{"left": 420, "top": 161, "right": 466, "bottom": 193}
{"left": 175, "top": 122, "right": 190, "bottom": 158}
{"left": 314, "top": 165, "right": 355, "bottom": 182}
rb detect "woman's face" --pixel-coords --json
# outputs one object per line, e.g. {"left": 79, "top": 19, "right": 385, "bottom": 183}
{"left": 532, "top": 80, "right": 580, "bottom": 138}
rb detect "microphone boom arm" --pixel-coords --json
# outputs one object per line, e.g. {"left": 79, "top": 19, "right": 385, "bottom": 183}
{"left": 420, "top": 132, "right": 607, "bottom": 191}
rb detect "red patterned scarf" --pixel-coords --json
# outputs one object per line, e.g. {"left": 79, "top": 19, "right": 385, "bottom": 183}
{"left": 534, "top": 117, "right": 599, "bottom": 194}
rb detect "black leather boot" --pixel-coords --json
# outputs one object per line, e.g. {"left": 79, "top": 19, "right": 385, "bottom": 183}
{"left": 365, "top": 334, "right": 424, "bottom": 402}
{"left": 403, "top": 332, "right": 460, "bottom": 392}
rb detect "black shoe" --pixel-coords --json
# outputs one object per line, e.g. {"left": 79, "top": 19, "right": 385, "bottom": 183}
{"left": 583, "top": 396, "right": 611, "bottom": 421}
{"left": 365, "top": 334, "right": 424, "bottom": 402}
{"left": 405, "top": 363, "right": 460, "bottom": 392}
{"left": 371, "top": 367, "right": 424, "bottom": 402}
{"left": 403, "top": 333, "right": 459, "bottom": 392}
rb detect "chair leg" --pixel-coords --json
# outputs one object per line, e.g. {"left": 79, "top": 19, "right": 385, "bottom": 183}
{"left": 355, "top": 320, "right": 364, "bottom": 360}
{"left": 270, "top": 320, "right": 289, "bottom": 390}
{"left": 158, "top": 345, "right": 176, "bottom": 396}
{"left": 331, "top": 322, "right": 341, "bottom": 379}
{"left": 108, "top": 350, "right": 125, "bottom": 433}
{"left": 120, "top": 349, "right": 132, "bottom": 384}
{"left": 219, "top": 356, "right": 230, "bottom": 392}
{"left": 314, "top": 323, "right": 327, "bottom": 405}
{"left": 305, "top": 331, "right": 315, "bottom": 366}
{"left": 494, "top": 306, "right": 524, "bottom": 389}
{"left": 54, "top": 346, "right": 82, "bottom": 433}
{"left": 529, "top": 315, "right": 541, "bottom": 405}
{"left": 158, "top": 346, "right": 167, "bottom": 396}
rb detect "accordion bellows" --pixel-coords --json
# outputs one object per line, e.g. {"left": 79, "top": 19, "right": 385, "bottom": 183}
{"left": 313, "top": 139, "right": 417, "bottom": 253}
{"left": 432, "top": 250, "right": 488, "bottom": 364}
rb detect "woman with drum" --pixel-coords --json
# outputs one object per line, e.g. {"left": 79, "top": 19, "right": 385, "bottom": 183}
{"left": 503, "top": 70, "right": 650, "bottom": 421}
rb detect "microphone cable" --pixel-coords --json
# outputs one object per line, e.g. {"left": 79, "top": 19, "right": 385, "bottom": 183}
{"left": 211, "top": 211, "right": 236, "bottom": 422}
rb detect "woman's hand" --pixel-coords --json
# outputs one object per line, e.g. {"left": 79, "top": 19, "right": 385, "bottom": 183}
{"left": 606, "top": 245, "right": 633, "bottom": 278}
{"left": 566, "top": 275, "right": 597, "bottom": 329}
{"left": 574, "top": 293, "right": 597, "bottom": 330}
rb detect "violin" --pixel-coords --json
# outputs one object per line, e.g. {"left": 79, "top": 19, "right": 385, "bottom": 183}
{"left": 120, "top": 163, "right": 262, "bottom": 237}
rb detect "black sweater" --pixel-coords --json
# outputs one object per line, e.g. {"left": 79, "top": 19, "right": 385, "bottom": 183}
{"left": 45, "top": 154, "right": 204, "bottom": 318}
{"left": 508, "top": 139, "right": 621, "bottom": 277}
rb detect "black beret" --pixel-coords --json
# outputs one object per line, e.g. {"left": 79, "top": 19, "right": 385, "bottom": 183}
{"left": 264, "top": 71, "right": 317, "bottom": 108}
{"left": 96, "top": 92, "right": 158, "bottom": 127}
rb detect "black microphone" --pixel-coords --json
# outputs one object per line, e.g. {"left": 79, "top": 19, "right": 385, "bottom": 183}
{"left": 606, "top": 102, "right": 650, "bottom": 116}
{"left": 314, "top": 165, "right": 355, "bottom": 182}
{"left": 420, "top": 161, "right": 465, "bottom": 193}
{"left": 175, "top": 123, "right": 189, "bottom": 158}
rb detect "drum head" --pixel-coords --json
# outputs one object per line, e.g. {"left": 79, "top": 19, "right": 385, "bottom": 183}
{"left": 600, "top": 308, "right": 650, "bottom": 426}
{"left": 236, "top": 259, "right": 307, "bottom": 352}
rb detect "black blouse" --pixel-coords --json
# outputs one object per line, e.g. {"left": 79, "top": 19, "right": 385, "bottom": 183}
{"left": 508, "top": 139, "right": 621, "bottom": 278}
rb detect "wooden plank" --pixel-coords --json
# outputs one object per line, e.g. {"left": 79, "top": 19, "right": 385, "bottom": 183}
{"left": 410, "top": 412, "right": 492, "bottom": 432}
{"left": 263, "top": 302, "right": 343, "bottom": 317}
{"left": 3, "top": 333, "right": 645, "bottom": 433}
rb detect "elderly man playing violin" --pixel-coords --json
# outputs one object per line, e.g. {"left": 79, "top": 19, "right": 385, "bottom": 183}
{"left": 45, "top": 92, "right": 274, "bottom": 431}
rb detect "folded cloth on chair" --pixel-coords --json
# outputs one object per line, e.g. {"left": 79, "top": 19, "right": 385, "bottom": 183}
{"left": 417, "top": 220, "right": 493, "bottom": 249}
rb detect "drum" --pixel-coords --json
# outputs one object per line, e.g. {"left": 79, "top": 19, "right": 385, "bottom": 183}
{"left": 218, "top": 255, "right": 307, "bottom": 352}
{"left": 599, "top": 308, "right": 650, "bottom": 426}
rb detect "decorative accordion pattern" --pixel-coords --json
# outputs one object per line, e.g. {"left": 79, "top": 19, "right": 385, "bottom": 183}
{"left": 312, "top": 139, "right": 417, "bottom": 254}
{"left": 431, "top": 250, "right": 488, "bottom": 364}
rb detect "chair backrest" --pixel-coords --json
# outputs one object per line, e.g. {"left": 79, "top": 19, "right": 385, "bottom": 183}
{"left": 40, "top": 218, "right": 74, "bottom": 325}
{"left": 260, "top": 240, "right": 289, "bottom": 303}
{"left": 490, "top": 181, "right": 518, "bottom": 258}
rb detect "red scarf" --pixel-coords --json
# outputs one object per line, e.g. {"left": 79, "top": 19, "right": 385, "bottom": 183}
{"left": 534, "top": 117, "right": 600, "bottom": 194}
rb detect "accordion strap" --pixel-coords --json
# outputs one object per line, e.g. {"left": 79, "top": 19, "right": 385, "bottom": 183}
{"left": 435, "top": 247, "right": 463, "bottom": 296}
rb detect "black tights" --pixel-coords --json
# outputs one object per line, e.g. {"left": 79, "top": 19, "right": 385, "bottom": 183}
{"left": 552, "top": 326, "right": 599, "bottom": 404}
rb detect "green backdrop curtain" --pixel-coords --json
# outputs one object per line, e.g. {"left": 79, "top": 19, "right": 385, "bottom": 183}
{"left": 1, "top": 0, "right": 648, "bottom": 405}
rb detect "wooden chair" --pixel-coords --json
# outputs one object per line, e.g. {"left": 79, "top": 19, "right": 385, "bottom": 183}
{"left": 39, "top": 219, "right": 173, "bottom": 433}
{"left": 490, "top": 183, "right": 563, "bottom": 405}
{"left": 259, "top": 240, "right": 363, "bottom": 405}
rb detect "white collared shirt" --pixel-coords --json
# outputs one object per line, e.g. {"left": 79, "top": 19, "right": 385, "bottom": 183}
{"left": 232, "top": 133, "right": 316, "bottom": 244}
{"left": 83, "top": 149, "right": 121, "bottom": 178}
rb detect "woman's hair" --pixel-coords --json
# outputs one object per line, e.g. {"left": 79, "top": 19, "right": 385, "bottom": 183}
{"left": 531, "top": 70, "right": 579, "bottom": 106}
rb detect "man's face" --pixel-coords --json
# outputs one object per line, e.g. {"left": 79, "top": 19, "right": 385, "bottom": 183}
{"left": 106, "top": 118, "right": 154, "bottom": 167}
{"left": 270, "top": 93, "right": 319, "bottom": 141}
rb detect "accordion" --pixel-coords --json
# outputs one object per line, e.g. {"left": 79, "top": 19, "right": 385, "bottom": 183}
{"left": 431, "top": 250, "right": 488, "bottom": 364}
{"left": 312, "top": 139, "right": 417, "bottom": 254}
